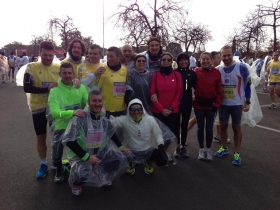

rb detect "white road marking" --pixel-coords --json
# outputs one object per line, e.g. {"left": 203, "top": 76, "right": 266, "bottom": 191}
{"left": 255, "top": 125, "right": 280, "bottom": 133}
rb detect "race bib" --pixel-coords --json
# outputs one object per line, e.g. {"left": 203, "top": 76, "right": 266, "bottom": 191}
{"left": 222, "top": 85, "right": 236, "bottom": 100}
{"left": 271, "top": 68, "right": 279, "bottom": 75}
{"left": 41, "top": 82, "right": 53, "bottom": 88}
{"left": 113, "top": 82, "right": 126, "bottom": 98}
{"left": 86, "top": 130, "right": 104, "bottom": 148}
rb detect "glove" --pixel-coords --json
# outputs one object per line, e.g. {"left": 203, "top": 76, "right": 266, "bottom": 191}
{"left": 211, "top": 106, "right": 218, "bottom": 114}
{"left": 158, "top": 144, "right": 165, "bottom": 155}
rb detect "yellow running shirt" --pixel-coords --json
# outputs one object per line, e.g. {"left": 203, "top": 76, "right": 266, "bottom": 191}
{"left": 93, "top": 64, "right": 127, "bottom": 112}
{"left": 25, "top": 62, "right": 60, "bottom": 111}
{"left": 77, "top": 62, "right": 102, "bottom": 79}
{"left": 269, "top": 60, "right": 280, "bottom": 82}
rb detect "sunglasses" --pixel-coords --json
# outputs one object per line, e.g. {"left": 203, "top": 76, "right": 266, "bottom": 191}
{"left": 123, "top": 50, "right": 132, "bottom": 53}
{"left": 162, "top": 58, "right": 171, "bottom": 62}
{"left": 130, "top": 107, "right": 143, "bottom": 112}
{"left": 137, "top": 59, "right": 146, "bottom": 63}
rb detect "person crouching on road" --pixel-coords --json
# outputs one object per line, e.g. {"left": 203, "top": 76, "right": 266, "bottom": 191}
{"left": 110, "top": 98, "right": 168, "bottom": 175}
{"left": 62, "top": 90, "right": 129, "bottom": 196}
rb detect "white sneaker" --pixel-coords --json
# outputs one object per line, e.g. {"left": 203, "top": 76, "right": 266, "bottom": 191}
{"left": 71, "top": 186, "right": 82, "bottom": 196}
{"left": 205, "top": 148, "right": 213, "bottom": 161}
{"left": 198, "top": 148, "right": 205, "bottom": 160}
{"left": 166, "top": 153, "right": 173, "bottom": 161}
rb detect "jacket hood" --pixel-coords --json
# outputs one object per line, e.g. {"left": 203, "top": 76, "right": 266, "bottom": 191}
{"left": 127, "top": 98, "right": 147, "bottom": 117}
{"left": 176, "top": 52, "right": 190, "bottom": 70}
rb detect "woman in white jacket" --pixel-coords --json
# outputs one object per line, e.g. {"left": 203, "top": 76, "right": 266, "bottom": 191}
{"left": 110, "top": 98, "right": 168, "bottom": 175}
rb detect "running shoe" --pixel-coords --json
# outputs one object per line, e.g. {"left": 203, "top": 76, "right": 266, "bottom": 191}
{"left": 198, "top": 148, "right": 205, "bottom": 160}
{"left": 54, "top": 166, "right": 64, "bottom": 183}
{"left": 214, "top": 147, "right": 229, "bottom": 157}
{"left": 213, "top": 135, "right": 221, "bottom": 143}
{"left": 103, "top": 182, "right": 112, "bottom": 187}
{"left": 127, "top": 162, "right": 135, "bottom": 175}
{"left": 62, "top": 159, "right": 69, "bottom": 165}
{"left": 181, "top": 146, "right": 189, "bottom": 158}
{"left": 268, "top": 104, "right": 277, "bottom": 109}
{"left": 232, "top": 153, "right": 241, "bottom": 165}
{"left": 166, "top": 153, "right": 173, "bottom": 162}
{"left": 144, "top": 161, "right": 153, "bottom": 175}
{"left": 36, "top": 164, "right": 48, "bottom": 179}
{"left": 71, "top": 186, "right": 82, "bottom": 196}
{"left": 51, "top": 162, "right": 57, "bottom": 170}
{"left": 213, "top": 135, "right": 230, "bottom": 143}
{"left": 1, "top": 81, "right": 7, "bottom": 84}
{"left": 205, "top": 149, "right": 213, "bottom": 161}
{"left": 262, "top": 88, "right": 269, "bottom": 93}
{"left": 174, "top": 146, "right": 181, "bottom": 158}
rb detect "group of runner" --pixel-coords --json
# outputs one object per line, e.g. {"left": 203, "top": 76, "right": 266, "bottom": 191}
{"left": 0, "top": 51, "right": 29, "bottom": 84}
{"left": 17, "top": 36, "right": 268, "bottom": 196}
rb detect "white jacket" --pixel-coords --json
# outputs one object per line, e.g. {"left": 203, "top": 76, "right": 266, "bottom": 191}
{"left": 110, "top": 98, "right": 164, "bottom": 151}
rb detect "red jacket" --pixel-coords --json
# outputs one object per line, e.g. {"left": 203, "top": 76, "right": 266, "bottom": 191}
{"left": 150, "top": 71, "right": 182, "bottom": 113}
{"left": 193, "top": 67, "right": 222, "bottom": 110}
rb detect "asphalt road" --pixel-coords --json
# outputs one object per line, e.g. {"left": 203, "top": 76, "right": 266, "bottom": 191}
{"left": 0, "top": 80, "right": 279, "bottom": 210}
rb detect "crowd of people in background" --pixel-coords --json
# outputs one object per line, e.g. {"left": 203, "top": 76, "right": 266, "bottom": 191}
{"left": 1, "top": 36, "right": 278, "bottom": 196}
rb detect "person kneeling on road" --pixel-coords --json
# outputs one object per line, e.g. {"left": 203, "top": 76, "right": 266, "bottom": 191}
{"left": 62, "top": 90, "right": 129, "bottom": 196}
{"left": 110, "top": 98, "right": 169, "bottom": 175}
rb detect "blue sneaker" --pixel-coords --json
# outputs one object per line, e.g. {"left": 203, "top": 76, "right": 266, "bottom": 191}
{"left": 214, "top": 147, "right": 229, "bottom": 157}
{"left": 232, "top": 153, "right": 241, "bottom": 165}
{"left": 36, "top": 164, "right": 48, "bottom": 178}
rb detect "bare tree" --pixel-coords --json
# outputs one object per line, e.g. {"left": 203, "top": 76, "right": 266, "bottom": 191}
{"left": 173, "top": 20, "right": 212, "bottom": 53}
{"left": 111, "top": 0, "right": 187, "bottom": 47}
{"left": 240, "top": 13, "right": 267, "bottom": 53}
{"left": 119, "top": 16, "right": 150, "bottom": 52}
{"left": 49, "top": 16, "right": 78, "bottom": 50}
{"left": 254, "top": 0, "right": 280, "bottom": 51}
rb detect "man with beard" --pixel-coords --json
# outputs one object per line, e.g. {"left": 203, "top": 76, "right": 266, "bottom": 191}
{"left": 141, "top": 37, "right": 163, "bottom": 75}
{"left": 23, "top": 41, "right": 81, "bottom": 178}
{"left": 61, "top": 38, "right": 86, "bottom": 77}
{"left": 93, "top": 47, "right": 128, "bottom": 117}
{"left": 214, "top": 46, "right": 251, "bottom": 166}
{"left": 23, "top": 41, "right": 61, "bottom": 178}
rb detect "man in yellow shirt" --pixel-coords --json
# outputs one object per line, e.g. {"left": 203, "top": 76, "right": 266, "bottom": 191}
{"left": 93, "top": 47, "right": 128, "bottom": 117}
{"left": 267, "top": 51, "right": 280, "bottom": 109}
{"left": 78, "top": 44, "right": 105, "bottom": 89}
{"left": 61, "top": 38, "right": 86, "bottom": 77}
{"left": 23, "top": 41, "right": 60, "bottom": 178}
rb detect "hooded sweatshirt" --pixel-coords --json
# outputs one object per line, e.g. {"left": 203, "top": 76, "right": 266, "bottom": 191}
{"left": 110, "top": 98, "right": 164, "bottom": 151}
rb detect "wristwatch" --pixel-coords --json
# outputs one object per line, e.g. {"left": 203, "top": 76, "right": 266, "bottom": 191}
{"left": 245, "top": 101, "right": 251, "bottom": 104}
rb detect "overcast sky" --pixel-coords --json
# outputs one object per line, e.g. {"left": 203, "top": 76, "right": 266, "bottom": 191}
{"left": 1, "top": 0, "right": 269, "bottom": 52}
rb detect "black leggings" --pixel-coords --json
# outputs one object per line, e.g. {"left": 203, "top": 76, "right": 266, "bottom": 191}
{"left": 153, "top": 113, "right": 179, "bottom": 135}
{"left": 153, "top": 113, "right": 179, "bottom": 149}
{"left": 194, "top": 109, "right": 215, "bottom": 148}
{"left": 175, "top": 106, "right": 192, "bottom": 145}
